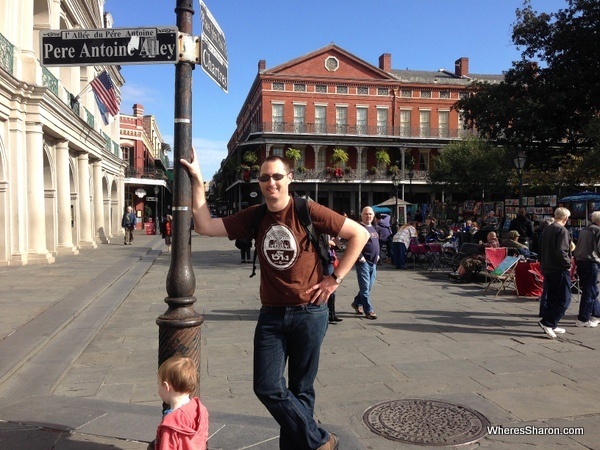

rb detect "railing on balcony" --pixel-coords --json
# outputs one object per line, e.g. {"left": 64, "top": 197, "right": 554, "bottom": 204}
{"left": 284, "top": 168, "right": 429, "bottom": 182}
{"left": 244, "top": 122, "right": 474, "bottom": 142}
{"left": 42, "top": 67, "right": 59, "bottom": 96}
{"left": 125, "top": 167, "right": 168, "bottom": 180}
{"left": 0, "top": 32, "right": 14, "bottom": 75}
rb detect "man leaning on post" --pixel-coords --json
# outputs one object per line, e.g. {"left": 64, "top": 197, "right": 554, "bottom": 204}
{"left": 181, "top": 149, "right": 369, "bottom": 450}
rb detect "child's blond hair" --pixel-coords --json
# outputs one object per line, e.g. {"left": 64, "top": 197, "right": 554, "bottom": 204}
{"left": 158, "top": 356, "right": 198, "bottom": 395}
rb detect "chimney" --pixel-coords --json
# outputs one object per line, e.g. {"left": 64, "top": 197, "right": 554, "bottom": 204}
{"left": 454, "top": 57, "right": 469, "bottom": 77}
{"left": 258, "top": 59, "right": 266, "bottom": 72}
{"left": 133, "top": 103, "right": 144, "bottom": 117}
{"left": 379, "top": 53, "right": 391, "bottom": 72}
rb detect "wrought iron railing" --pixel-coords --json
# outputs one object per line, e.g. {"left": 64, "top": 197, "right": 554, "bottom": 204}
{"left": 0, "top": 32, "right": 14, "bottom": 75}
{"left": 42, "top": 67, "right": 59, "bottom": 96}
{"left": 242, "top": 121, "right": 474, "bottom": 142}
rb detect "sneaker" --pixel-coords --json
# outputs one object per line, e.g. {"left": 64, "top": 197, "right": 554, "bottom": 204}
{"left": 576, "top": 320, "right": 598, "bottom": 328}
{"left": 554, "top": 327, "right": 566, "bottom": 334}
{"left": 538, "top": 321, "right": 556, "bottom": 339}
{"left": 590, "top": 317, "right": 600, "bottom": 325}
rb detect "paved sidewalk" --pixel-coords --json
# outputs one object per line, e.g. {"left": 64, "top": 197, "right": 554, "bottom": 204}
{"left": 1, "top": 232, "right": 599, "bottom": 449}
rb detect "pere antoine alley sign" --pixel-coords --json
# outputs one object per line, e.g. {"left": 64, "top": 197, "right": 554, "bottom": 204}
{"left": 40, "top": 27, "right": 178, "bottom": 66}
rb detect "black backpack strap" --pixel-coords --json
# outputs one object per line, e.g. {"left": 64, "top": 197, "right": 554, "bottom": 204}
{"left": 250, "top": 204, "right": 267, "bottom": 278}
{"left": 295, "top": 197, "right": 330, "bottom": 271}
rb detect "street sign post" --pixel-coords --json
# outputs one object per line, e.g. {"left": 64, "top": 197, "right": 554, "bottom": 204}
{"left": 40, "top": 27, "right": 178, "bottom": 66}
{"left": 199, "top": 1, "right": 228, "bottom": 93}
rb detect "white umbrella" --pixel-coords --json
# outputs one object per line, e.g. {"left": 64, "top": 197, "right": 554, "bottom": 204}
{"left": 376, "top": 197, "right": 412, "bottom": 224}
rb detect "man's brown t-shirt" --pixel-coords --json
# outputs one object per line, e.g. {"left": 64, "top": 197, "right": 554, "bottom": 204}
{"left": 222, "top": 198, "right": 345, "bottom": 306}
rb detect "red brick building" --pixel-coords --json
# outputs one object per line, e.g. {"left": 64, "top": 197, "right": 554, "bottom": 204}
{"left": 219, "top": 44, "right": 502, "bottom": 221}
{"left": 120, "top": 104, "right": 172, "bottom": 229}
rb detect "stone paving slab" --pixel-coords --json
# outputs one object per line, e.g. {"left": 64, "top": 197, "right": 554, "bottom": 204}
{"left": 2, "top": 233, "right": 600, "bottom": 449}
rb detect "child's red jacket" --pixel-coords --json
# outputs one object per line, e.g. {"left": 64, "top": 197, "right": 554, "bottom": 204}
{"left": 155, "top": 397, "right": 209, "bottom": 450}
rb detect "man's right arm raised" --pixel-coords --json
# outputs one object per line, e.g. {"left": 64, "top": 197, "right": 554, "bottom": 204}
{"left": 180, "top": 149, "right": 228, "bottom": 237}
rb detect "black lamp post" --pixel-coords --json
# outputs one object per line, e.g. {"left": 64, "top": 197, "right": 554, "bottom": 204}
{"left": 408, "top": 169, "right": 414, "bottom": 198}
{"left": 513, "top": 150, "right": 527, "bottom": 208}
{"left": 392, "top": 174, "right": 400, "bottom": 224}
{"left": 156, "top": 0, "right": 203, "bottom": 403}
{"left": 154, "top": 186, "right": 160, "bottom": 234}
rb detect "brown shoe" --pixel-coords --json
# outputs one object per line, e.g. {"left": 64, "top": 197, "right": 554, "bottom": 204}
{"left": 317, "top": 433, "right": 339, "bottom": 450}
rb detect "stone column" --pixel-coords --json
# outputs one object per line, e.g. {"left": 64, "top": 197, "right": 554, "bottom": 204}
{"left": 56, "top": 141, "right": 77, "bottom": 255}
{"left": 92, "top": 161, "right": 108, "bottom": 243}
{"left": 77, "top": 153, "right": 96, "bottom": 248}
{"left": 25, "top": 122, "right": 53, "bottom": 264}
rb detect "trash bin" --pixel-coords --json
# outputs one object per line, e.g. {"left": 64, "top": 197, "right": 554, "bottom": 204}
{"left": 145, "top": 221, "right": 155, "bottom": 235}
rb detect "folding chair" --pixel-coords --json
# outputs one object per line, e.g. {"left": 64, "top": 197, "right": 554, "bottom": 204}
{"left": 570, "top": 257, "right": 581, "bottom": 303}
{"left": 484, "top": 255, "right": 521, "bottom": 297}
{"left": 485, "top": 247, "right": 507, "bottom": 272}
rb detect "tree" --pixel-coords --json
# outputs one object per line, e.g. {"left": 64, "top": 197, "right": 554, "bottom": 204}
{"left": 428, "top": 137, "right": 513, "bottom": 198}
{"left": 455, "top": 0, "right": 600, "bottom": 185}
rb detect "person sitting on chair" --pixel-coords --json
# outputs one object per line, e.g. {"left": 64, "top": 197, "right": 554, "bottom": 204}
{"left": 502, "top": 230, "right": 536, "bottom": 258}
{"left": 448, "top": 232, "right": 499, "bottom": 281}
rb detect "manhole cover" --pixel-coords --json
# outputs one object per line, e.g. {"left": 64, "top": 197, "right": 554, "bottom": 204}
{"left": 363, "top": 399, "right": 489, "bottom": 447}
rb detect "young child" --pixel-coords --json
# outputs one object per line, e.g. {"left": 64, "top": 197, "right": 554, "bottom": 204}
{"left": 151, "top": 356, "right": 209, "bottom": 450}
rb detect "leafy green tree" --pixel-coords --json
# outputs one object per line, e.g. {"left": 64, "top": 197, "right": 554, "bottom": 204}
{"left": 455, "top": 0, "right": 600, "bottom": 185}
{"left": 428, "top": 137, "right": 513, "bottom": 198}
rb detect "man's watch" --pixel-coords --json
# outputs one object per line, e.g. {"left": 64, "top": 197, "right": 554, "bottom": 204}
{"left": 331, "top": 273, "right": 343, "bottom": 284}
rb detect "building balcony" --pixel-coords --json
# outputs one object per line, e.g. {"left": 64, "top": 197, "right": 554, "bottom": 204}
{"left": 241, "top": 122, "right": 473, "bottom": 143}
{"left": 125, "top": 168, "right": 169, "bottom": 180}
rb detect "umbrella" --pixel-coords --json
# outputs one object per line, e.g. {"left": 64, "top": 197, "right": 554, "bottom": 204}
{"left": 376, "top": 197, "right": 412, "bottom": 224}
{"left": 559, "top": 191, "right": 600, "bottom": 225}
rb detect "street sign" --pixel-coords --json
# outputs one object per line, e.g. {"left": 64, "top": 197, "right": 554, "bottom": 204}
{"left": 200, "top": 35, "right": 228, "bottom": 93}
{"left": 146, "top": 197, "right": 157, "bottom": 202}
{"left": 40, "top": 27, "right": 178, "bottom": 67}
{"left": 199, "top": 1, "right": 228, "bottom": 93}
{"left": 199, "top": 1, "right": 227, "bottom": 60}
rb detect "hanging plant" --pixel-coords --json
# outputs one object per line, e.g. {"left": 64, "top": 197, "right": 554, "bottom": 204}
{"left": 285, "top": 148, "right": 302, "bottom": 166}
{"left": 243, "top": 150, "right": 258, "bottom": 165}
{"left": 375, "top": 149, "right": 391, "bottom": 167}
{"left": 331, "top": 148, "right": 349, "bottom": 168}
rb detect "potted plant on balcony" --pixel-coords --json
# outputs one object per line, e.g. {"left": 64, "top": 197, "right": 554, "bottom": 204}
{"left": 285, "top": 147, "right": 301, "bottom": 167}
{"left": 331, "top": 148, "right": 349, "bottom": 167}
{"left": 368, "top": 166, "right": 379, "bottom": 176}
{"left": 243, "top": 150, "right": 258, "bottom": 165}
{"left": 375, "top": 149, "right": 391, "bottom": 169}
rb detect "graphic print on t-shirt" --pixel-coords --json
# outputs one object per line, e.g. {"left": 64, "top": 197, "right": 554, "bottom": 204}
{"left": 262, "top": 224, "right": 298, "bottom": 270}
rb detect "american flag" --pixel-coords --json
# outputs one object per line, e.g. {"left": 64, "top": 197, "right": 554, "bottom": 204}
{"left": 91, "top": 70, "right": 120, "bottom": 124}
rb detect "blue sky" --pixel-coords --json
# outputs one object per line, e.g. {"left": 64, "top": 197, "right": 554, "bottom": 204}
{"left": 105, "top": 0, "right": 567, "bottom": 179}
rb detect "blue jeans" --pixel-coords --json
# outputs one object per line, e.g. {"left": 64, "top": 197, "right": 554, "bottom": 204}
{"left": 253, "top": 304, "right": 330, "bottom": 449}
{"left": 540, "top": 270, "right": 571, "bottom": 328}
{"left": 576, "top": 261, "right": 600, "bottom": 322}
{"left": 353, "top": 261, "right": 377, "bottom": 314}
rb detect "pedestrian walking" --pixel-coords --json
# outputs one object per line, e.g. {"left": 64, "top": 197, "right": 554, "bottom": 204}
{"left": 573, "top": 211, "right": 600, "bottom": 328}
{"left": 121, "top": 206, "right": 136, "bottom": 245}
{"left": 351, "top": 206, "right": 380, "bottom": 320}
{"left": 538, "top": 207, "right": 572, "bottom": 338}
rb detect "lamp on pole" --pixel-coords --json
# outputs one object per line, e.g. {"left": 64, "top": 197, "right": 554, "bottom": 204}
{"left": 513, "top": 150, "right": 527, "bottom": 208}
{"left": 154, "top": 186, "right": 160, "bottom": 235}
{"left": 408, "top": 169, "right": 414, "bottom": 198}
{"left": 157, "top": 0, "right": 203, "bottom": 403}
{"left": 392, "top": 173, "right": 400, "bottom": 224}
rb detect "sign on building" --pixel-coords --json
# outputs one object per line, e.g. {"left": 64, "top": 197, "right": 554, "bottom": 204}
{"left": 40, "top": 27, "right": 178, "bottom": 66}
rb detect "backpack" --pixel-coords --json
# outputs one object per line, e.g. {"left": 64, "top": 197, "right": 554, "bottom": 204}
{"left": 124, "top": 213, "right": 132, "bottom": 227}
{"left": 249, "top": 196, "right": 330, "bottom": 278}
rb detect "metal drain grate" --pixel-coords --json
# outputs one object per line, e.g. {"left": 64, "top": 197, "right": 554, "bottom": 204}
{"left": 363, "top": 399, "right": 489, "bottom": 447}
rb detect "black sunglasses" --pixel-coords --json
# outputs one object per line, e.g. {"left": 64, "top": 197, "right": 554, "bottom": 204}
{"left": 258, "top": 173, "right": 287, "bottom": 182}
